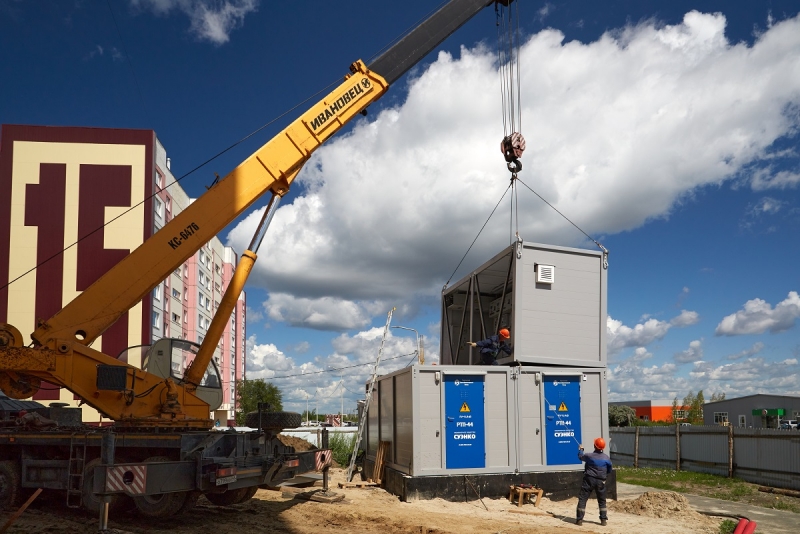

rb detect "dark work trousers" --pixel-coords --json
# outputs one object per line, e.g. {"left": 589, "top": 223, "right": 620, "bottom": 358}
{"left": 576, "top": 475, "right": 608, "bottom": 521}
{"left": 480, "top": 353, "right": 499, "bottom": 365}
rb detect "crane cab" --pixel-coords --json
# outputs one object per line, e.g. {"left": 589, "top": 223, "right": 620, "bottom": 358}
{"left": 121, "top": 338, "right": 224, "bottom": 411}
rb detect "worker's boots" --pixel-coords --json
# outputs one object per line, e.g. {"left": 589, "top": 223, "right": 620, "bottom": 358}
{"left": 575, "top": 520, "right": 582, "bottom": 526}
{"left": 601, "top": 519, "right": 607, "bottom": 526}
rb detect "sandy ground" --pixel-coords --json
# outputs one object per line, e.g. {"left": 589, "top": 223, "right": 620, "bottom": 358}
{"left": 1, "top": 468, "right": 724, "bottom": 534}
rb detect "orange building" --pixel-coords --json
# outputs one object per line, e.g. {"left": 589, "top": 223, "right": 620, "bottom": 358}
{"left": 610, "top": 400, "right": 689, "bottom": 422}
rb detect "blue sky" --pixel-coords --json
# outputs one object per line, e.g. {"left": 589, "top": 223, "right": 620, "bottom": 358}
{"left": 2, "top": 0, "right": 800, "bottom": 414}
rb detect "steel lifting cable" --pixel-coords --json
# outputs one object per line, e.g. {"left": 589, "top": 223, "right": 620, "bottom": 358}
{"left": 516, "top": 177, "right": 609, "bottom": 269}
{"left": 444, "top": 182, "right": 512, "bottom": 288}
{"left": 496, "top": 1, "right": 525, "bottom": 175}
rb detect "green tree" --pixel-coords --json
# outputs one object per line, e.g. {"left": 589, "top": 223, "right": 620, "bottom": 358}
{"left": 609, "top": 405, "right": 636, "bottom": 427}
{"left": 671, "top": 396, "right": 680, "bottom": 422}
{"left": 710, "top": 392, "right": 726, "bottom": 402}
{"left": 689, "top": 389, "right": 705, "bottom": 424}
{"left": 235, "top": 379, "right": 283, "bottom": 425}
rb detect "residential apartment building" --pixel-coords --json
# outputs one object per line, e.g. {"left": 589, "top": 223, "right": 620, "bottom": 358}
{"left": 0, "top": 124, "right": 245, "bottom": 424}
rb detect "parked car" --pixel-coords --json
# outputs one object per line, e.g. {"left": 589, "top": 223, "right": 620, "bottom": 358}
{"left": 779, "top": 420, "right": 798, "bottom": 430}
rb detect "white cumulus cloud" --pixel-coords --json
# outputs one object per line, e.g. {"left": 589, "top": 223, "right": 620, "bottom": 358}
{"left": 674, "top": 339, "right": 704, "bottom": 364}
{"left": 226, "top": 11, "right": 800, "bottom": 330}
{"left": 715, "top": 291, "right": 800, "bottom": 335}
{"left": 131, "top": 0, "right": 258, "bottom": 44}
{"left": 607, "top": 309, "right": 698, "bottom": 355}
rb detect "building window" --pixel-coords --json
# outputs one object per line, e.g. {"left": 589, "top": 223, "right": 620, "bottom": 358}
{"left": 174, "top": 268, "right": 181, "bottom": 277}
{"left": 172, "top": 288, "right": 180, "bottom": 300}
{"left": 172, "top": 312, "right": 180, "bottom": 324}
{"left": 153, "top": 284, "right": 161, "bottom": 301}
{"left": 183, "top": 265, "right": 189, "bottom": 278}
{"left": 155, "top": 171, "right": 163, "bottom": 188}
{"left": 152, "top": 311, "right": 160, "bottom": 328}
{"left": 183, "top": 310, "right": 188, "bottom": 324}
{"left": 165, "top": 196, "right": 171, "bottom": 212}
{"left": 714, "top": 412, "right": 729, "bottom": 424}
{"left": 155, "top": 197, "right": 163, "bottom": 217}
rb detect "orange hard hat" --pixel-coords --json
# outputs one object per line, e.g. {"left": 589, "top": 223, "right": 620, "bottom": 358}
{"left": 499, "top": 328, "right": 510, "bottom": 339}
{"left": 594, "top": 437, "right": 606, "bottom": 450}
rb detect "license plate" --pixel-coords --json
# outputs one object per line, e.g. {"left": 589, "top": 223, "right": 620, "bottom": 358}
{"left": 215, "top": 475, "right": 237, "bottom": 486}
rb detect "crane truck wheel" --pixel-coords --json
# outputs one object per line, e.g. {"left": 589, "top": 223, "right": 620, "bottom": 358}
{"left": 132, "top": 457, "right": 188, "bottom": 518}
{"left": 244, "top": 411, "right": 302, "bottom": 430}
{"left": 81, "top": 458, "right": 131, "bottom": 515}
{"left": 204, "top": 486, "right": 251, "bottom": 506}
{"left": 0, "top": 460, "right": 22, "bottom": 511}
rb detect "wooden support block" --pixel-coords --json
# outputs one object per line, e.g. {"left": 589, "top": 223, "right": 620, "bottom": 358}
{"left": 293, "top": 490, "right": 345, "bottom": 503}
{"left": 338, "top": 481, "right": 380, "bottom": 489}
{"left": 508, "top": 485, "right": 543, "bottom": 508}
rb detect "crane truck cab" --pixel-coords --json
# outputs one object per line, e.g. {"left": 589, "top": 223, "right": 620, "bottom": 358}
{"left": 119, "top": 338, "right": 224, "bottom": 412}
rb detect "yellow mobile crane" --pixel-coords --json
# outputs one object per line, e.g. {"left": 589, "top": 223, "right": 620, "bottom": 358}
{"left": 0, "top": 0, "right": 513, "bottom": 521}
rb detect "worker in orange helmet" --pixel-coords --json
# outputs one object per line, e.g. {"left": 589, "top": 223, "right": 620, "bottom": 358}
{"left": 467, "top": 328, "right": 512, "bottom": 365}
{"left": 576, "top": 437, "right": 612, "bottom": 527}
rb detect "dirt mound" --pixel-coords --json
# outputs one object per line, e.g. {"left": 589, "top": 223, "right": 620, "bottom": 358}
{"left": 277, "top": 434, "right": 316, "bottom": 451}
{"left": 610, "top": 491, "right": 693, "bottom": 518}
{"left": 609, "top": 491, "right": 720, "bottom": 533}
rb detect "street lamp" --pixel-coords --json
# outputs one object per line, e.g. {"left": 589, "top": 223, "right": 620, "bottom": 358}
{"left": 391, "top": 325, "right": 424, "bottom": 365}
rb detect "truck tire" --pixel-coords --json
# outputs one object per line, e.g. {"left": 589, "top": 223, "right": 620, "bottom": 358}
{"left": 238, "top": 485, "right": 258, "bottom": 503}
{"left": 0, "top": 460, "right": 21, "bottom": 511}
{"left": 132, "top": 457, "right": 187, "bottom": 518}
{"left": 204, "top": 486, "right": 250, "bottom": 506}
{"left": 244, "top": 411, "right": 302, "bottom": 430}
{"left": 82, "top": 458, "right": 131, "bottom": 515}
{"left": 176, "top": 490, "right": 201, "bottom": 515}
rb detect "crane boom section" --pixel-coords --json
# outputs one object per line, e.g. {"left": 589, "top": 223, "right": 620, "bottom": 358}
{"left": 32, "top": 63, "right": 388, "bottom": 347}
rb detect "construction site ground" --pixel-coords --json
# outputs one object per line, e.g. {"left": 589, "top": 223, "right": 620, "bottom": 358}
{"left": 4, "top": 467, "right": 771, "bottom": 534}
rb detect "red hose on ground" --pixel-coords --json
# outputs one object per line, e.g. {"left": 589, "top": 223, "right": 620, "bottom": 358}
{"left": 741, "top": 520, "right": 757, "bottom": 534}
{"left": 732, "top": 518, "right": 749, "bottom": 534}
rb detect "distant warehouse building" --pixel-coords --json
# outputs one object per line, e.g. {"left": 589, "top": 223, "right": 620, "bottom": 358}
{"left": 703, "top": 394, "right": 800, "bottom": 428}
{"left": 609, "top": 399, "right": 689, "bottom": 422}
{"left": 0, "top": 124, "right": 246, "bottom": 425}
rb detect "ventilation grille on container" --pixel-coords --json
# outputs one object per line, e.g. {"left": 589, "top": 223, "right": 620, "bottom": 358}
{"left": 536, "top": 264, "right": 555, "bottom": 284}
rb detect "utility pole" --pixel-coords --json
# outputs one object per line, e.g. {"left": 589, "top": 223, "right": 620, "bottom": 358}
{"left": 305, "top": 392, "right": 309, "bottom": 426}
{"left": 340, "top": 373, "right": 344, "bottom": 425}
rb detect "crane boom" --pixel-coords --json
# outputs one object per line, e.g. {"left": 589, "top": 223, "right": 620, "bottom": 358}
{"left": 1, "top": 1, "right": 507, "bottom": 426}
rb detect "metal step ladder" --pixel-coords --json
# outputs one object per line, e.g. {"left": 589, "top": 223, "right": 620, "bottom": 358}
{"left": 66, "top": 434, "right": 87, "bottom": 508}
{"left": 346, "top": 308, "right": 394, "bottom": 482}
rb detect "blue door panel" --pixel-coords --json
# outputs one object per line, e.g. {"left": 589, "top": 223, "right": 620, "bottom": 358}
{"left": 544, "top": 376, "right": 582, "bottom": 465}
{"left": 444, "top": 375, "right": 485, "bottom": 469}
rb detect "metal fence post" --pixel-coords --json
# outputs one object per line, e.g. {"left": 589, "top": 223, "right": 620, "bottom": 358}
{"left": 634, "top": 426, "right": 640, "bottom": 468}
{"left": 728, "top": 424, "right": 734, "bottom": 478}
{"left": 675, "top": 424, "right": 681, "bottom": 472}
{"left": 322, "top": 428, "right": 329, "bottom": 491}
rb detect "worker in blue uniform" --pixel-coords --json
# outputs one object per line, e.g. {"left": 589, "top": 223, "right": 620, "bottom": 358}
{"left": 467, "top": 328, "right": 512, "bottom": 365}
{"left": 576, "top": 437, "right": 612, "bottom": 526}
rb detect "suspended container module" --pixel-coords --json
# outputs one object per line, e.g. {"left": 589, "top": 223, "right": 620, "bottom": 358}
{"left": 441, "top": 241, "right": 607, "bottom": 367}
{"left": 363, "top": 364, "right": 612, "bottom": 501}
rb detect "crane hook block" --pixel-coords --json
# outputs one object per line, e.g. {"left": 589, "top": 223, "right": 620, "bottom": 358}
{"left": 501, "top": 132, "right": 525, "bottom": 173}
{"left": 501, "top": 132, "right": 526, "bottom": 162}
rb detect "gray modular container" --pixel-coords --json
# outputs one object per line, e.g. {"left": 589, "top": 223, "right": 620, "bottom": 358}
{"left": 441, "top": 241, "right": 607, "bottom": 368}
{"left": 365, "top": 364, "right": 609, "bottom": 477}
